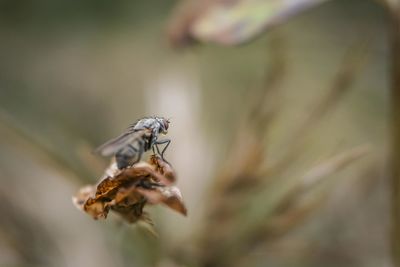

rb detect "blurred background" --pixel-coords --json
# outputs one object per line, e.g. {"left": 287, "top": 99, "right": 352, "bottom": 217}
{"left": 0, "top": 0, "right": 393, "bottom": 266}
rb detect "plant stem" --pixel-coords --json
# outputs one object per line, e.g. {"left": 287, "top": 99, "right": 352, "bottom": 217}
{"left": 389, "top": 2, "right": 400, "bottom": 266}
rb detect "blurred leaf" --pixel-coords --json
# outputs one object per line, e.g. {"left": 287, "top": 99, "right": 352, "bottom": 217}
{"left": 261, "top": 40, "right": 369, "bottom": 177}
{"left": 262, "top": 145, "right": 371, "bottom": 235}
{"left": 169, "top": 0, "right": 330, "bottom": 47}
{"left": 0, "top": 108, "right": 97, "bottom": 183}
{"left": 381, "top": 0, "right": 400, "bottom": 10}
{"left": 0, "top": 190, "right": 62, "bottom": 266}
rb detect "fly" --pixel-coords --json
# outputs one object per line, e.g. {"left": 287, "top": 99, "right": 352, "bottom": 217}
{"left": 95, "top": 116, "right": 171, "bottom": 169}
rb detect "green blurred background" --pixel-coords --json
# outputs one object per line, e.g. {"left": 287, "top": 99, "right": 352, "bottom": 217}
{"left": 0, "top": 0, "right": 391, "bottom": 266}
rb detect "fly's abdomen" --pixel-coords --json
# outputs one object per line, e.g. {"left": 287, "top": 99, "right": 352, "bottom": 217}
{"left": 115, "top": 145, "right": 139, "bottom": 169}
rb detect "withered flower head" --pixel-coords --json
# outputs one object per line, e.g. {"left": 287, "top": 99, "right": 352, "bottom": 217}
{"left": 73, "top": 155, "right": 187, "bottom": 226}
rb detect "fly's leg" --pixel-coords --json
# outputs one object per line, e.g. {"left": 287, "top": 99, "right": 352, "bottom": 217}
{"left": 154, "top": 143, "right": 161, "bottom": 155}
{"left": 149, "top": 131, "right": 160, "bottom": 156}
{"left": 154, "top": 139, "right": 171, "bottom": 163}
{"left": 158, "top": 139, "right": 171, "bottom": 158}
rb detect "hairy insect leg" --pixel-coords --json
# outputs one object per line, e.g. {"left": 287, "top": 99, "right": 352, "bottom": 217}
{"left": 154, "top": 139, "right": 171, "bottom": 162}
{"left": 154, "top": 143, "right": 161, "bottom": 155}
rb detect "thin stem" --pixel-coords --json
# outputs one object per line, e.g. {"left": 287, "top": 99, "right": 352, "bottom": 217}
{"left": 389, "top": 3, "right": 400, "bottom": 266}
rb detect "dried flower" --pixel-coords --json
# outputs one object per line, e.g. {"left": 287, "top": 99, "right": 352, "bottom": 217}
{"left": 73, "top": 155, "right": 187, "bottom": 225}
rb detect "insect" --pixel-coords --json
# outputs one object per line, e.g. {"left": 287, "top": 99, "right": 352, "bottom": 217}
{"left": 95, "top": 116, "right": 171, "bottom": 169}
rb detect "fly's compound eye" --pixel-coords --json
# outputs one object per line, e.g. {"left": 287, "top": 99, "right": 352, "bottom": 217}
{"left": 163, "top": 119, "right": 169, "bottom": 133}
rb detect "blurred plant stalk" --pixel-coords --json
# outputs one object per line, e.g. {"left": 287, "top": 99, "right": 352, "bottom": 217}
{"left": 387, "top": 0, "right": 400, "bottom": 265}
{"left": 164, "top": 35, "right": 372, "bottom": 267}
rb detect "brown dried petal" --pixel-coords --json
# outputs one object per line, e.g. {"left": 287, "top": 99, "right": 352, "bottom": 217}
{"left": 94, "top": 162, "right": 161, "bottom": 200}
{"left": 110, "top": 198, "right": 147, "bottom": 223}
{"left": 72, "top": 185, "right": 95, "bottom": 211}
{"left": 149, "top": 155, "right": 177, "bottom": 184}
{"left": 84, "top": 198, "right": 109, "bottom": 220}
{"left": 137, "top": 186, "right": 187, "bottom": 216}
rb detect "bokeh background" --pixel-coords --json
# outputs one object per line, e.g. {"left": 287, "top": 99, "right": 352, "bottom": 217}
{"left": 0, "top": 0, "right": 393, "bottom": 266}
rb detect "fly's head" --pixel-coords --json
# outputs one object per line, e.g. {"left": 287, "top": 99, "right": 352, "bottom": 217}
{"left": 156, "top": 117, "right": 170, "bottom": 135}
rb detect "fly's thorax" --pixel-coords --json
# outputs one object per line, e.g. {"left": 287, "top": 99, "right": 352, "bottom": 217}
{"left": 133, "top": 117, "right": 157, "bottom": 131}
{"left": 132, "top": 116, "right": 169, "bottom": 135}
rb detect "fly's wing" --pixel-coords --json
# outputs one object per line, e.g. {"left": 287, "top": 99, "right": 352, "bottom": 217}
{"left": 94, "top": 128, "right": 151, "bottom": 156}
